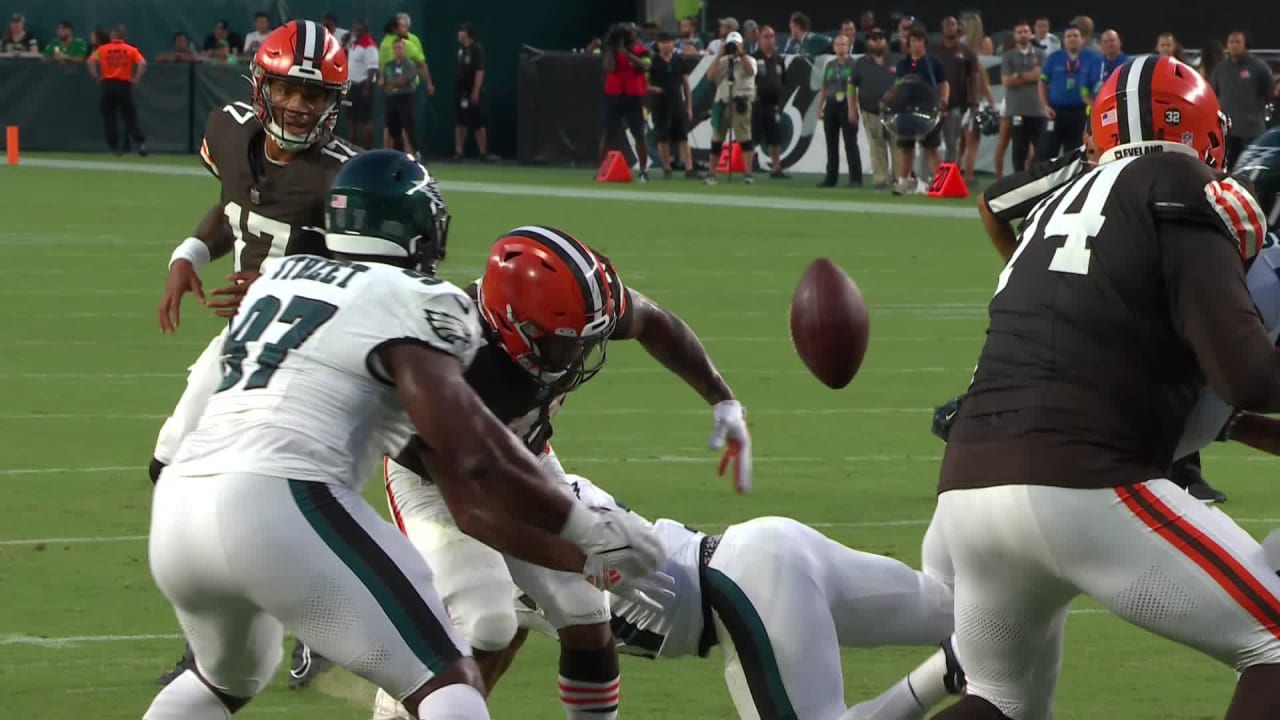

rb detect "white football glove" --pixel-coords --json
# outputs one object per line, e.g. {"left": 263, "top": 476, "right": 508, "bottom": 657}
{"left": 709, "top": 399, "right": 753, "bottom": 493}
{"left": 568, "top": 505, "right": 667, "bottom": 584}
{"left": 608, "top": 571, "right": 678, "bottom": 631}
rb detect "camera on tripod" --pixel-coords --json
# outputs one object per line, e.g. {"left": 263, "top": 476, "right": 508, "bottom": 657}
{"left": 605, "top": 22, "right": 636, "bottom": 50}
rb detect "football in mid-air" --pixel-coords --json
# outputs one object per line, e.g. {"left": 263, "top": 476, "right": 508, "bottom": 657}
{"left": 789, "top": 258, "right": 869, "bottom": 389}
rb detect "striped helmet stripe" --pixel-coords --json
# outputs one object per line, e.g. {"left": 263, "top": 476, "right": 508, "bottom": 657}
{"left": 1115, "top": 55, "right": 1156, "bottom": 144}
{"left": 295, "top": 20, "right": 320, "bottom": 69}
{"left": 508, "top": 225, "right": 606, "bottom": 318}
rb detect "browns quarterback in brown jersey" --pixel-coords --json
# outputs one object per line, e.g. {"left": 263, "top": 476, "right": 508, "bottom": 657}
{"left": 151, "top": 19, "right": 367, "bottom": 686}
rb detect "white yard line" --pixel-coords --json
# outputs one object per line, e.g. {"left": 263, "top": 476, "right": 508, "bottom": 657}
{"left": 0, "top": 534, "right": 147, "bottom": 546}
{"left": 7, "top": 518, "right": 1280, "bottom": 549}
{"left": 9, "top": 157, "right": 979, "bottom": 220}
{"left": 0, "top": 465, "right": 138, "bottom": 475}
{"left": 0, "top": 633, "right": 182, "bottom": 647}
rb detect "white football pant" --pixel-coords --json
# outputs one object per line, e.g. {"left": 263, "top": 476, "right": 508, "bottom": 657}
{"left": 924, "top": 478, "right": 1280, "bottom": 720}
{"left": 708, "top": 517, "right": 955, "bottom": 720}
{"left": 150, "top": 471, "right": 472, "bottom": 704}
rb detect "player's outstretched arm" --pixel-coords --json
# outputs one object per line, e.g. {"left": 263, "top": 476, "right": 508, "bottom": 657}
{"left": 381, "top": 343, "right": 666, "bottom": 585}
{"left": 1224, "top": 412, "right": 1280, "bottom": 457}
{"left": 158, "top": 203, "right": 236, "bottom": 332}
{"left": 978, "top": 146, "right": 1091, "bottom": 263}
{"left": 614, "top": 289, "right": 735, "bottom": 405}
{"left": 614, "top": 289, "right": 753, "bottom": 490}
{"left": 190, "top": 201, "right": 237, "bottom": 262}
{"left": 977, "top": 195, "right": 1019, "bottom": 262}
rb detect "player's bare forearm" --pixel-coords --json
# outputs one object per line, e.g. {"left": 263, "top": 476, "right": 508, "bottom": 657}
{"left": 622, "top": 291, "right": 734, "bottom": 405}
{"left": 978, "top": 195, "right": 1018, "bottom": 262}
{"left": 423, "top": 448, "right": 587, "bottom": 572}
{"left": 194, "top": 202, "right": 235, "bottom": 261}
{"left": 384, "top": 344, "right": 588, "bottom": 542}
{"left": 1228, "top": 412, "right": 1280, "bottom": 457}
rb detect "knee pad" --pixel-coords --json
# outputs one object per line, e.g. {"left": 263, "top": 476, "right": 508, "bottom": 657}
{"left": 403, "top": 518, "right": 518, "bottom": 651}
{"left": 460, "top": 602, "right": 519, "bottom": 652}
{"left": 510, "top": 564, "right": 610, "bottom": 630}
{"left": 740, "top": 140, "right": 756, "bottom": 152}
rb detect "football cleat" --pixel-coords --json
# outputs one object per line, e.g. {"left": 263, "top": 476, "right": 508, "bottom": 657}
{"left": 288, "top": 639, "right": 334, "bottom": 689}
{"left": 1186, "top": 477, "right": 1228, "bottom": 504}
{"left": 1171, "top": 454, "right": 1227, "bottom": 504}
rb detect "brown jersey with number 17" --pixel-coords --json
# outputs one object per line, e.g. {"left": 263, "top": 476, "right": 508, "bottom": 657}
{"left": 198, "top": 101, "right": 361, "bottom": 273}
{"left": 940, "top": 149, "right": 1280, "bottom": 492}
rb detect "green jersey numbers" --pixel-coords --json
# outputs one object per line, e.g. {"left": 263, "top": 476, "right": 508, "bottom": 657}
{"left": 217, "top": 295, "right": 338, "bottom": 392}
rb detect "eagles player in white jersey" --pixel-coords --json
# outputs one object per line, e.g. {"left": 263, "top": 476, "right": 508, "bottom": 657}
{"left": 485, "top": 474, "right": 962, "bottom": 720}
{"left": 142, "top": 151, "right": 667, "bottom": 720}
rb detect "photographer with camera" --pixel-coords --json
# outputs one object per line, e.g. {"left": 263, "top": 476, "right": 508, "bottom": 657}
{"left": 600, "top": 22, "right": 652, "bottom": 181}
{"left": 706, "top": 30, "right": 757, "bottom": 184}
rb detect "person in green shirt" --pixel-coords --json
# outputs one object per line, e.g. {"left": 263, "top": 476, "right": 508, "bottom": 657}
{"left": 43, "top": 20, "right": 87, "bottom": 64}
{"left": 379, "top": 12, "right": 433, "bottom": 94}
{"left": 379, "top": 12, "right": 434, "bottom": 151}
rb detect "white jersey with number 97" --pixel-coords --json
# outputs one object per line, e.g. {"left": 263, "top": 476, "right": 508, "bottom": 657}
{"left": 169, "top": 255, "right": 483, "bottom": 489}
{"left": 1176, "top": 240, "right": 1280, "bottom": 458}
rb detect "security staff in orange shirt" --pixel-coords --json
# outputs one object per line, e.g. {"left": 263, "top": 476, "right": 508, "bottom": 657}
{"left": 88, "top": 25, "right": 147, "bottom": 155}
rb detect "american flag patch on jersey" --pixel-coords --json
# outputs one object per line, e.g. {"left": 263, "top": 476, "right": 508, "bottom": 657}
{"left": 330, "top": 194, "right": 347, "bottom": 209}
{"left": 1099, "top": 109, "right": 1117, "bottom": 127}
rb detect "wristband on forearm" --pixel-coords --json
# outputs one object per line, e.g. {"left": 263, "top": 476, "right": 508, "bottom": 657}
{"left": 559, "top": 501, "right": 600, "bottom": 546}
{"left": 169, "top": 237, "right": 211, "bottom": 270}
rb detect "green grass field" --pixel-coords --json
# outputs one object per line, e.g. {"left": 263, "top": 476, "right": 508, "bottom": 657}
{"left": 1, "top": 154, "right": 1275, "bottom": 720}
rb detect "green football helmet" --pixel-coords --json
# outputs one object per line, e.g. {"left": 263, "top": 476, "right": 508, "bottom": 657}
{"left": 1233, "top": 128, "right": 1280, "bottom": 229}
{"left": 325, "top": 149, "right": 450, "bottom": 274}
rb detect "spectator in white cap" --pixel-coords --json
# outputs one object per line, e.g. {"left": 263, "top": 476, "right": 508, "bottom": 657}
{"left": 706, "top": 17, "right": 738, "bottom": 55}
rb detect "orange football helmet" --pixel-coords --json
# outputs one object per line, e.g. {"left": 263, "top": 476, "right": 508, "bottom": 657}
{"left": 250, "top": 20, "right": 349, "bottom": 152}
{"left": 478, "top": 226, "right": 626, "bottom": 389}
{"left": 1091, "top": 55, "right": 1227, "bottom": 169}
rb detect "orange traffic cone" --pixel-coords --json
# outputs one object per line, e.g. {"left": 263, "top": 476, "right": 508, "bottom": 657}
{"left": 595, "top": 151, "right": 633, "bottom": 183}
{"left": 926, "top": 162, "right": 968, "bottom": 198}
{"left": 715, "top": 142, "right": 747, "bottom": 174}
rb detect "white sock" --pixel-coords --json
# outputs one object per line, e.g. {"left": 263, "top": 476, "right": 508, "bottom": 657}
{"left": 143, "top": 669, "right": 231, "bottom": 720}
{"left": 417, "top": 682, "right": 490, "bottom": 720}
{"left": 904, "top": 646, "right": 954, "bottom": 710}
{"left": 372, "top": 687, "right": 414, "bottom": 720}
{"left": 841, "top": 678, "right": 928, "bottom": 720}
